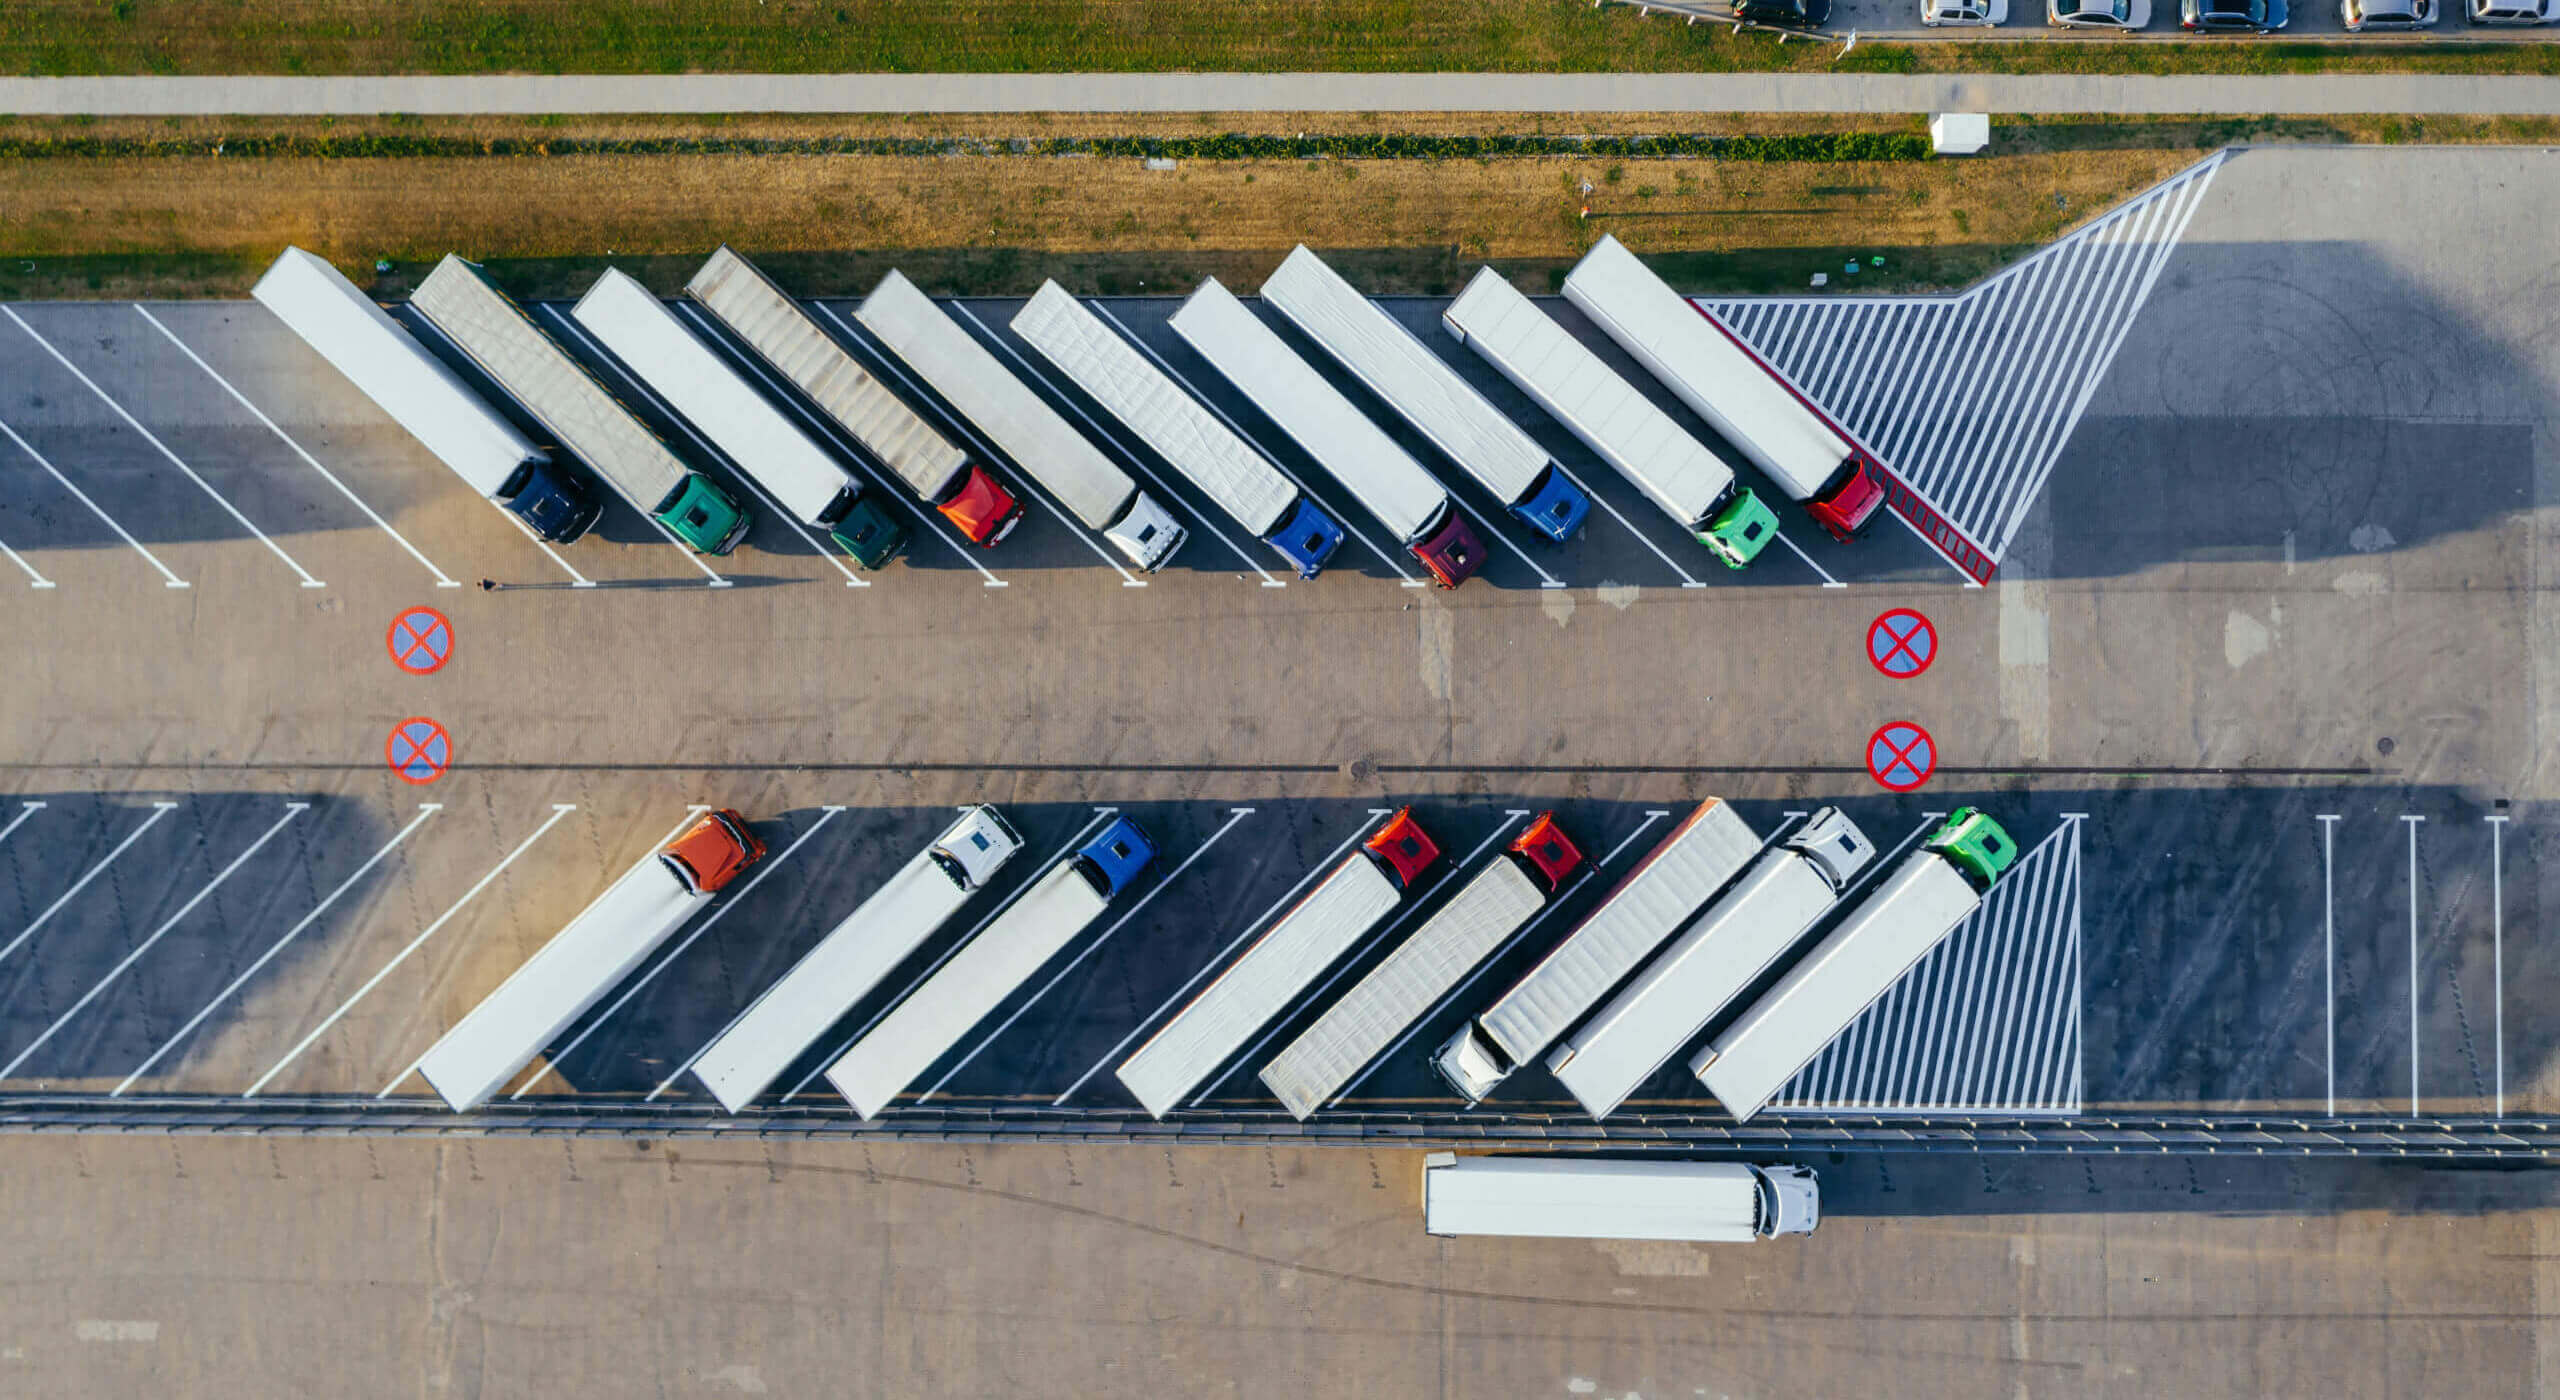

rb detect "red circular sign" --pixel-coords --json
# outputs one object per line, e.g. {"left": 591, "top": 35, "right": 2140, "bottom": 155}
{"left": 386, "top": 717, "right": 452, "bottom": 785}
{"left": 1867, "top": 608, "right": 1936, "bottom": 679}
{"left": 387, "top": 607, "right": 453, "bottom": 675}
{"left": 1866, "top": 722, "right": 1936, "bottom": 792}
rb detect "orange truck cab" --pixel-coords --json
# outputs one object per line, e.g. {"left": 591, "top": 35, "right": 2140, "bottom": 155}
{"left": 661, "top": 808, "right": 767, "bottom": 895}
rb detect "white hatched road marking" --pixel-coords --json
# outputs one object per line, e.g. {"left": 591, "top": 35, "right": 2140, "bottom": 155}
{"left": 1696, "top": 154, "right": 2225, "bottom": 581}
{"left": 0, "top": 413, "right": 188, "bottom": 587}
{"left": 1768, "top": 816, "right": 2083, "bottom": 1117}
{"left": 0, "top": 801, "right": 180, "bottom": 974}
{"left": 135, "top": 305, "right": 463, "bottom": 588}
{"left": 5, "top": 306, "right": 325, "bottom": 587}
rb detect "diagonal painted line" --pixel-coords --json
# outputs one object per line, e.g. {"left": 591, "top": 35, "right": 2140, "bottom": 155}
{"left": 0, "top": 800, "right": 179, "bottom": 974}
{"left": 115, "top": 802, "right": 440, "bottom": 1095}
{"left": 246, "top": 803, "right": 576, "bottom": 1099}
{"left": 0, "top": 530, "right": 53, "bottom": 588}
{"left": 0, "top": 803, "right": 41, "bottom": 849}
{"left": 136, "top": 304, "right": 461, "bottom": 588}
{"left": 0, "top": 414, "right": 188, "bottom": 587}
{"left": 6, "top": 307, "right": 323, "bottom": 587}
{"left": 1, "top": 802, "right": 308, "bottom": 1081}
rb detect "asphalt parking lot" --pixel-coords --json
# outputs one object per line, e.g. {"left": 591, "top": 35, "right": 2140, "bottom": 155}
{"left": 0, "top": 144, "right": 2553, "bottom": 1132}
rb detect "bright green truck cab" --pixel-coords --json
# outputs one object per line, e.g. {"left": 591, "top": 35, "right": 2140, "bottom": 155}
{"left": 829, "top": 493, "right": 912, "bottom": 571}
{"left": 1697, "top": 487, "right": 1780, "bottom": 569}
{"left": 658, "top": 473, "right": 751, "bottom": 555}
{"left": 1926, "top": 808, "right": 2018, "bottom": 892}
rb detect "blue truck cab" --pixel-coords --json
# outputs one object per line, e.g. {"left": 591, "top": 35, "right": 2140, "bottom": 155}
{"left": 1264, "top": 497, "right": 1348, "bottom": 578}
{"left": 1511, "top": 465, "right": 1592, "bottom": 543}
{"left": 1075, "top": 816, "right": 1159, "bottom": 899}
{"left": 501, "top": 456, "right": 605, "bottom": 543}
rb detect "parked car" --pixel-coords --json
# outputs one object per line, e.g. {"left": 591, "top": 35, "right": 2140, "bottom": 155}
{"left": 2342, "top": 0, "right": 2434, "bottom": 24}
{"left": 2049, "top": 0, "right": 2149, "bottom": 24}
{"left": 2181, "top": 0, "right": 2287, "bottom": 28}
{"left": 2468, "top": 0, "right": 2555, "bottom": 21}
{"left": 1736, "top": 0, "right": 1833, "bottom": 27}
{"left": 1925, "top": 0, "right": 2009, "bottom": 22}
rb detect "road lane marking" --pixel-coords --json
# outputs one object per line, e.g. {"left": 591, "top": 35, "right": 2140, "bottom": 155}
{"left": 5, "top": 306, "right": 324, "bottom": 587}
{"left": 532, "top": 306, "right": 734, "bottom": 588}
{"left": 135, "top": 305, "right": 463, "bottom": 589}
{"left": 0, "top": 801, "right": 179, "bottom": 974}
{"left": 921, "top": 806, "right": 1254, "bottom": 1104}
{"left": 247, "top": 803, "right": 575, "bottom": 1098}
{"left": 0, "top": 414, "right": 187, "bottom": 587}
{"left": 114, "top": 802, "right": 441, "bottom": 1095}
{"left": 0, "top": 802, "right": 308, "bottom": 1080}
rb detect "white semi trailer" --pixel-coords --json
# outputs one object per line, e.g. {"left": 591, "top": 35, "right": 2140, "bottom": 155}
{"left": 1441, "top": 266, "right": 1778, "bottom": 569}
{"left": 1168, "top": 277, "right": 1487, "bottom": 588}
{"left": 1546, "top": 807, "right": 1875, "bottom": 1120}
{"left": 1691, "top": 808, "right": 2020, "bottom": 1123}
{"left": 1257, "top": 814, "right": 1582, "bottom": 1120}
{"left": 1256, "top": 245, "right": 1593, "bottom": 544}
{"left": 569, "top": 268, "right": 909, "bottom": 569}
{"left": 1563, "top": 235, "right": 1888, "bottom": 542}
{"left": 415, "top": 810, "right": 764, "bottom": 1112}
{"left": 251, "top": 246, "right": 600, "bottom": 542}
{"left": 1010, "top": 280, "right": 1347, "bottom": 578}
{"left": 853, "top": 269, "right": 1186, "bottom": 571}
{"left": 1422, "top": 1154, "right": 1818, "bottom": 1242}
{"left": 690, "top": 806, "right": 1023, "bottom": 1113}
{"left": 822, "top": 816, "right": 1158, "bottom": 1119}
{"left": 410, "top": 255, "right": 752, "bottom": 554}
{"left": 686, "top": 246, "right": 1024, "bottom": 547}
{"left": 1115, "top": 810, "right": 1440, "bottom": 1118}
{"left": 1435, "top": 799, "right": 1760, "bottom": 1102}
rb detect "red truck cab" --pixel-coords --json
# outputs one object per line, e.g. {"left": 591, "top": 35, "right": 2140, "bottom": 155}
{"left": 1363, "top": 808, "right": 1442, "bottom": 889}
{"left": 1507, "top": 812, "right": 1584, "bottom": 892}
{"left": 1806, "top": 455, "right": 1888, "bottom": 542}
{"left": 940, "top": 463, "right": 1025, "bottom": 546}
{"left": 1410, "top": 511, "right": 1489, "bottom": 589}
{"left": 660, "top": 809, "right": 767, "bottom": 895}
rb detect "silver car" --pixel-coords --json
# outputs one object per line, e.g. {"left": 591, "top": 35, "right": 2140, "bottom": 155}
{"left": 2469, "top": 0, "right": 2555, "bottom": 21}
{"left": 2050, "top": 0, "right": 2150, "bottom": 24}
{"left": 1926, "top": 0, "right": 2009, "bottom": 22}
{"left": 2342, "top": 0, "right": 2433, "bottom": 24}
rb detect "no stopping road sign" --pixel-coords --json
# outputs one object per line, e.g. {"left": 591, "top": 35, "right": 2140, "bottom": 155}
{"left": 1867, "top": 722, "right": 1936, "bottom": 792}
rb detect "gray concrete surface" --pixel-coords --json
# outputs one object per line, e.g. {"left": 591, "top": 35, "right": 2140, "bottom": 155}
{"left": 6, "top": 71, "right": 2560, "bottom": 115}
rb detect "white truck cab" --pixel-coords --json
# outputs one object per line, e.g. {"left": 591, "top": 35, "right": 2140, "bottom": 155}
{"left": 933, "top": 806, "right": 1023, "bottom": 890}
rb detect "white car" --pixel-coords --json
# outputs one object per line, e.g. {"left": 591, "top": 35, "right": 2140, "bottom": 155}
{"left": 2469, "top": 0, "right": 2555, "bottom": 21}
{"left": 1925, "top": 0, "right": 2009, "bottom": 22}
{"left": 2342, "top": 0, "right": 2434, "bottom": 25}
{"left": 2049, "top": 0, "right": 2149, "bottom": 23}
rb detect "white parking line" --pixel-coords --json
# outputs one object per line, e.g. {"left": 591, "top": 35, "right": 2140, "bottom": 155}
{"left": 2404, "top": 813, "right": 2424, "bottom": 1117}
{"left": 0, "top": 803, "right": 41, "bottom": 849}
{"left": 922, "top": 805, "right": 1254, "bottom": 1104}
{"left": 2317, "top": 812, "right": 2339, "bottom": 1117}
{"left": 114, "top": 802, "right": 441, "bottom": 1096}
{"left": 811, "top": 302, "right": 1142, "bottom": 588}
{"left": 1554, "top": 461, "right": 1707, "bottom": 588}
{"left": 0, "top": 530, "right": 52, "bottom": 588}
{"left": 666, "top": 300, "right": 1003, "bottom": 588}
{"left": 1089, "top": 302, "right": 1418, "bottom": 585}
{"left": 0, "top": 801, "right": 178, "bottom": 973}
{"left": 386, "top": 311, "right": 596, "bottom": 587}
{"left": 780, "top": 807, "right": 1121, "bottom": 1104}
{"left": 0, "top": 802, "right": 307, "bottom": 1081}
{"left": 2488, "top": 813, "right": 2508, "bottom": 1118}
{"left": 1056, "top": 808, "right": 1392, "bottom": 1106}
{"left": 244, "top": 803, "right": 576, "bottom": 1098}
{"left": 512, "top": 805, "right": 845, "bottom": 1099}
{"left": 529, "top": 306, "right": 733, "bottom": 588}
{"left": 5, "top": 307, "right": 324, "bottom": 588}
{"left": 1327, "top": 806, "right": 1669, "bottom": 1109}
{"left": 0, "top": 414, "right": 187, "bottom": 587}
{"left": 1188, "top": 810, "right": 1528, "bottom": 1109}
{"left": 135, "top": 305, "right": 462, "bottom": 589}
{"left": 950, "top": 301, "right": 1279, "bottom": 587}
{"left": 1768, "top": 526, "right": 1844, "bottom": 588}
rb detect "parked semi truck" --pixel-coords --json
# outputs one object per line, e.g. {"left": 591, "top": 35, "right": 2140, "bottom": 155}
{"left": 1441, "top": 267, "right": 1778, "bottom": 569}
{"left": 1011, "top": 280, "right": 1347, "bottom": 578}
{"left": 824, "top": 817, "right": 1158, "bottom": 1119}
{"left": 1436, "top": 799, "right": 1761, "bottom": 1102}
{"left": 853, "top": 270, "right": 1186, "bottom": 572}
{"left": 570, "top": 268, "right": 909, "bottom": 569}
{"left": 1169, "top": 278, "right": 1487, "bottom": 588}
{"left": 1422, "top": 1154, "right": 1818, "bottom": 1242}
{"left": 1116, "top": 810, "right": 1441, "bottom": 1117}
{"left": 1258, "top": 814, "right": 1582, "bottom": 1120}
{"left": 686, "top": 246, "right": 1023, "bottom": 546}
{"left": 409, "top": 255, "right": 749, "bottom": 553}
{"left": 416, "top": 810, "right": 766, "bottom": 1112}
{"left": 1546, "top": 808, "right": 1874, "bottom": 1120}
{"left": 252, "top": 247, "right": 601, "bottom": 543}
{"left": 1563, "top": 235, "right": 1887, "bottom": 542}
{"left": 691, "top": 806, "right": 1023, "bottom": 1113}
{"left": 1691, "top": 808, "right": 2019, "bottom": 1123}
{"left": 1258, "top": 246, "right": 1590, "bottom": 544}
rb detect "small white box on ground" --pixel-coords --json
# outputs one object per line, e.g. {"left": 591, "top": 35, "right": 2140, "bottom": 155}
{"left": 1930, "top": 113, "right": 1990, "bottom": 156}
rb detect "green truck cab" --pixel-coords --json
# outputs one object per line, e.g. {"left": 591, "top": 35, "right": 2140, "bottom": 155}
{"left": 657, "top": 473, "right": 752, "bottom": 555}
{"left": 1698, "top": 486, "right": 1781, "bottom": 570}
{"left": 829, "top": 493, "right": 912, "bottom": 570}
{"left": 1925, "top": 808, "right": 2018, "bottom": 892}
